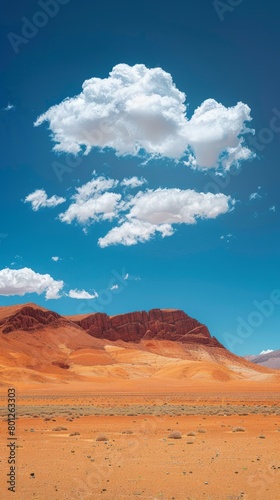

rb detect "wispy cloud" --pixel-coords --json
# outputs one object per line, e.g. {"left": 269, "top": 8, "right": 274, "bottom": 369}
{"left": 109, "top": 284, "right": 119, "bottom": 290}
{"left": 123, "top": 273, "right": 141, "bottom": 281}
{"left": 249, "top": 192, "right": 262, "bottom": 201}
{"left": 2, "top": 103, "right": 15, "bottom": 111}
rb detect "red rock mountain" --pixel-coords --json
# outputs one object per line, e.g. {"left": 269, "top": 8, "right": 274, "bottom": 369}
{"left": 0, "top": 303, "right": 223, "bottom": 347}
{"left": 68, "top": 308, "right": 224, "bottom": 347}
{"left": 0, "top": 305, "right": 63, "bottom": 334}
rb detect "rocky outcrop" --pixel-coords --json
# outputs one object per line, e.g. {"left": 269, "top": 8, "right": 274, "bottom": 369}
{"left": 0, "top": 306, "right": 63, "bottom": 334}
{"left": 72, "top": 308, "right": 224, "bottom": 348}
{"left": 0, "top": 304, "right": 224, "bottom": 349}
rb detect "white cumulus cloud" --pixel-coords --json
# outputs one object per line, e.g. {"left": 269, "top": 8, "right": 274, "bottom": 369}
{"left": 59, "top": 176, "right": 121, "bottom": 225}
{"left": 51, "top": 256, "right": 61, "bottom": 262}
{"left": 98, "top": 219, "right": 173, "bottom": 247}
{"left": 0, "top": 267, "right": 64, "bottom": 299}
{"left": 121, "top": 176, "right": 147, "bottom": 188}
{"left": 185, "top": 99, "right": 253, "bottom": 169}
{"left": 99, "top": 188, "right": 232, "bottom": 247}
{"left": 34, "top": 63, "right": 254, "bottom": 170}
{"left": 68, "top": 289, "right": 98, "bottom": 299}
{"left": 125, "top": 188, "right": 232, "bottom": 225}
{"left": 25, "top": 189, "right": 66, "bottom": 211}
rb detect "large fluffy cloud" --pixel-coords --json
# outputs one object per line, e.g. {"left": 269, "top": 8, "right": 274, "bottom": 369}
{"left": 34, "top": 63, "right": 254, "bottom": 170}
{"left": 98, "top": 187, "right": 232, "bottom": 247}
{"left": 25, "top": 189, "right": 66, "bottom": 211}
{"left": 0, "top": 267, "right": 64, "bottom": 299}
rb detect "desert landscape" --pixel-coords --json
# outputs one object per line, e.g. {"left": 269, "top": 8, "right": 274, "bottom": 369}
{"left": 2, "top": 0, "right": 280, "bottom": 499}
{"left": 0, "top": 303, "right": 279, "bottom": 499}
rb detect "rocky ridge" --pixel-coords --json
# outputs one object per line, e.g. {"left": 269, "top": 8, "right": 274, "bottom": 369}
{"left": 0, "top": 304, "right": 224, "bottom": 348}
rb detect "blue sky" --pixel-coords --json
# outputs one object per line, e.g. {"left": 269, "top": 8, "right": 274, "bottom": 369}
{"left": 0, "top": 0, "right": 280, "bottom": 356}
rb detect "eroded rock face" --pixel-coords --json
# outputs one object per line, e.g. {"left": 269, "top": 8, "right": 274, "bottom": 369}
{"left": 73, "top": 308, "right": 224, "bottom": 348}
{"left": 0, "top": 306, "right": 62, "bottom": 334}
{"left": 0, "top": 305, "right": 224, "bottom": 348}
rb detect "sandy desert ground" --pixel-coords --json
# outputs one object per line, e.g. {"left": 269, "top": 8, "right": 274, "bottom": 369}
{"left": 0, "top": 385, "right": 280, "bottom": 500}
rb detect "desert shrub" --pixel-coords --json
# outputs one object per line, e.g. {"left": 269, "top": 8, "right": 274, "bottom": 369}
{"left": 232, "top": 427, "right": 245, "bottom": 432}
{"left": 52, "top": 426, "right": 68, "bottom": 431}
{"left": 187, "top": 432, "right": 196, "bottom": 436}
{"left": 96, "top": 434, "right": 108, "bottom": 442}
{"left": 197, "top": 429, "right": 206, "bottom": 433}
{"left": 168, "top": 431, "right": 182, "bottom": 439}
{"left": 69, "top": 432, "right": 80, "bottom": 436}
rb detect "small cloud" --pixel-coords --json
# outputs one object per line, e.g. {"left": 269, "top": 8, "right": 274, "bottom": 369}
{"left": 51, "top": 256, "right": 61, "bottom": 262}
{"left": 269, "top": 205, "right": 276, "bottom": 212}
{"left": 123, "top": 273, "right": 141, "bottom": 281}
{"left": 220, "top": 233, "right": 234, "bottom": 243}
{"left": 2, "top": 103, "right": 15, "bottom": 111}
{"left": 249, "top": 192, "right": 262, "bottom": 201}
{"left": 59, "top": 176, "right": 120, "bottom": 226}
{"left": 68, "top": 289, "right": 98, "bottom": 300}
{"left": 259, "top": 349, "right": 274, "bottom": 355}
{"left": 183, "top": 155, "right": 197, "bottom": 168}
{"left": 10, "top": 255, "right": 22, "bottom": 265}
{"left": 24, "top": 189, "right": 66, "bottom": 211}
{"left": 121, "top": 177, "right": 147, "bottom": 189}
{"left": 109, "top": 284, "right": 119, "bottom": 291}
